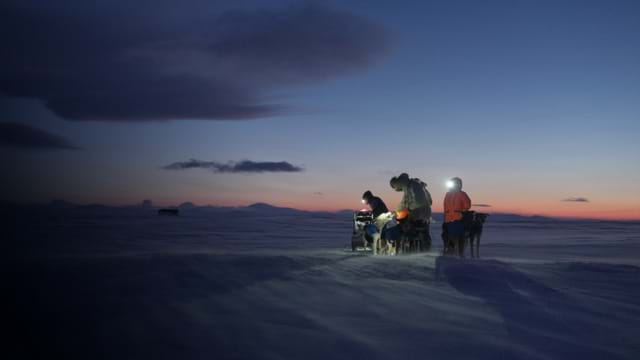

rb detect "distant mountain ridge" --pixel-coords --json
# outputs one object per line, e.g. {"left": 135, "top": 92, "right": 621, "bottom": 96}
{"left": 1, "top": 200, "right": 635, "bottom": 222}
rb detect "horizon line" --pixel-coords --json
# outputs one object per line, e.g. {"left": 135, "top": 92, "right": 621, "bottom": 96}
{"left": 4, "top": 199, "right": 639, "bottom": 222}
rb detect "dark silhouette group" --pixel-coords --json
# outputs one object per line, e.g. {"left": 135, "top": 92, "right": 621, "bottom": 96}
{"left": 361, "top": 175, "right": 486, "bottom": 256}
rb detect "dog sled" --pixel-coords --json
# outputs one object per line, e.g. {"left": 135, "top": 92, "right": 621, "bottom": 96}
{"left": 350, "top": 209, "right": 431, "bottom": 254}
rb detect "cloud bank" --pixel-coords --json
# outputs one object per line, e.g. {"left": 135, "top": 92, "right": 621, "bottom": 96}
{"left": 163, "top": 159, "right": 303, "bottom": 173}
{"left": 562, "top": 197, "right": 590, "bottom": 203}
{"left": 0, "top": 122, "right": 79, "bottom": 150}
{"left": 0, "top": 1, "right": 389, "bottom": 122}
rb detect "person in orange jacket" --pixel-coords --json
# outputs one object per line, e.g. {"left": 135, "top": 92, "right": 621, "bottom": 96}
{"left": 443, "top": 177, "right": 471, "bottom": 255}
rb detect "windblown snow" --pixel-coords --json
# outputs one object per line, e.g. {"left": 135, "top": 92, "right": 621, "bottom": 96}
{"left": 6, "top": 204, "right": 640, "bottom": 359}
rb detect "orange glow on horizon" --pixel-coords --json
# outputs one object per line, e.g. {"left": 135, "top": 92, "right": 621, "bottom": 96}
{"left": 192, "top": 198, "right": 640, "bottom": 221}
{"left": 78, "top": 187, "right": 639, "bottom": 222}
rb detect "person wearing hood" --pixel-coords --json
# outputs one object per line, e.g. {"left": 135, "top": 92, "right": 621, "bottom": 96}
{"left": 390, "top": 173, "right": 431, "bottom": 222}
{"left": 390, "top": 173, "right": 433, "bottom": 251}
{"left": 443, "top": 177, "right": 472, "bottom": 255}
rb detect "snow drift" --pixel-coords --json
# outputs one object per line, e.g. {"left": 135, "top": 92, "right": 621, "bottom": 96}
{"left": 5, "top": 204, "right": 640, "bottom": 359}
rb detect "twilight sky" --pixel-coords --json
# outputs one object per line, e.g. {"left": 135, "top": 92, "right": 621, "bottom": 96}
{"left": 1, "top": 0, "right": 639, "bottom": 220}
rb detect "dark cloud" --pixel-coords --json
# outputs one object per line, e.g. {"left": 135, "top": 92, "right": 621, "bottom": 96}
{"left": 0, "top": 122, "right": 79, "bottom": 150}
{"left": 472, "top": 204, "right": 492, "bottom": 208}
{"left": 562, "top": 197, "right": 590, "bottom": 203}
{"left": 163, "top": 159, "right": 217, "bottom": 170}
{"left": 0, "top": 1, "right": 389, "bottom": 122}
{"left": 163, "top": 159, "right": 303, "bottom": 173}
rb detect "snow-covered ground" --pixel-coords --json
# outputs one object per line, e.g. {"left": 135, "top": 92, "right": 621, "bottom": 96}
{"left": 7, "top": 205, "right": 640, "bottom": 359}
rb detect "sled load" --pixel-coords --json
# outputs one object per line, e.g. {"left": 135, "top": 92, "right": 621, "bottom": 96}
{"left": 350, "top": 209, "right": 431, "bottom": 255}
{"left": 351, "top": 210, "right": 374, "bottom": 251}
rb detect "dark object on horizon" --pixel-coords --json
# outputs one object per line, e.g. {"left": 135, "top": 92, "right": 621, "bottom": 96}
{"left": 178, "top": 202, "right": 196, "bottom": 210}
{"left": 158, "top": 208, "right": 179, "bottom": 216}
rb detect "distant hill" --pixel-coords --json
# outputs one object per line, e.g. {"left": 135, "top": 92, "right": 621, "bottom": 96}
{"left": 49, "top": 199, "right": 77, "bottom": 208}
{"left": 2, "top": 200, "right": 630, "bottom": 222}
{"left": 430, "top": 212, "right": 554, "bottom": 223}
{"left": 246, "top": 202, "right": 304, "bottom": 215}
{"left": 178, "top": 202, "right": 196, "bottom": 210}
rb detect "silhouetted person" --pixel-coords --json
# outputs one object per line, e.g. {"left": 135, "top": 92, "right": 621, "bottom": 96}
{"left": 390, "top": 173, "right": 432, "bottom": 252}
{"left": 362, "top": 190, "right": 388, "bottom": 218}
{"left": 390, "top": 173, "right": 431, "bottom": 222}
{"left": 443, "top": 177, "right": 471, "bottom": 256}
{"left": 362, "top": 190, "right": 391, "bottom": 255}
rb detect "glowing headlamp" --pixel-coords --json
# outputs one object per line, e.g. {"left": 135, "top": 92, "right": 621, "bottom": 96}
{"left": 446, "top": 180, "right": 455, "bottom": 189}
{"left": 361, "top": 199, "right": 366, "bottom": 204}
